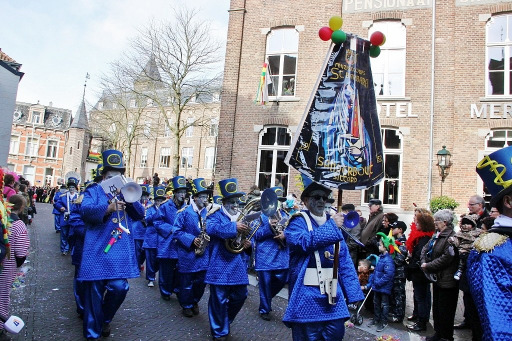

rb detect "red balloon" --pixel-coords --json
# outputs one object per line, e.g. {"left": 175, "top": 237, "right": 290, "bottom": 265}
{"left": 370, "top": 31, "right": 385, "bottom": 46}
{"left": 318, "top": 26, "right": 333, "bottom": 41}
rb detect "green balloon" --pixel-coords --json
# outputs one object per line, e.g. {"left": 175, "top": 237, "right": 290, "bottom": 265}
{"left": 331, "top": 30, "right": 346, "bottom": 45}
{"left": 370, "top": 45, "right": 381, "bottom": 58}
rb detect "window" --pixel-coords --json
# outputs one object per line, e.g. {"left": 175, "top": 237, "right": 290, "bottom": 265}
{"left": 204, "top": 147, "right": 215, "bottom": 169}
{"left": 127, "top": 122, "right": 134, "bottom": 135}
{"left": 112, "top": 103, "right": 117, "bottom": 109}
{"left": 140, "top": 147, "right": 148, "bottom": 167}
{"left": 266, "top": 28, "right": 299, "bottom": 97}
{"left": 23, "top": 165, "right": 35, "bottom": 184}
{"left": 46, "top": 140, "right": 58, "bottom": 158}
{"left": 186, "top": 117, "right": 194, "bottom": 137}
{"left": 147, "top": 98, "right": 153, "bottom": 106}
{"left": 130, "top": 99, "right": 136, "bottom": 108}
{"left": 370, "top": 21, "right": 406, "bottom": 97}
{"left": 98, "top": 102, "right": 104, "bottom": 110}
{"left": 144, "top": 121, "right": 151, "bottom": 137}
{"left": 77, "top": 141, "right": 80, "bottom": 150}
{"left": 26, "top": 137, "right": 38, "bottom": 157}
{"left": 486, "top": 14, "right": 512, "bottom": 96}
{"left": 209, "top": 118, "right": 218, "bottom": 137}
{"left": 32, "top": 111, "right": 42, "bottom": 124}
{"left": 213, "top": 93, "right": 220, "bottom": 102}
{"left": 159, "top": 147, "right": 171, "bottom": 168}
{"left": 181, "top": 147, "right": 194, "bottom": 168}
{"left": 9, "top": 135, "right": 19, "bottom": 154}
{"left": 362, "top": 128, "right": 402, "bottom": 206}
{"left": 257, "top": 126, "right": 291, "bottom": 193}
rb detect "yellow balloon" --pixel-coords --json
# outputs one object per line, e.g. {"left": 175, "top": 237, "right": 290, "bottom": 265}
{"left": 329, "top": 16, "right": 343, "bottom": 31}
{"left": 381, "top": 34, "right": 387, "bottom": 46}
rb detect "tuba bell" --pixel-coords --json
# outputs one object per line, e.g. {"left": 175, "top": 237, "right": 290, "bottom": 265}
{"left": 225, "top": 188, "right": 278, "bottom": 254}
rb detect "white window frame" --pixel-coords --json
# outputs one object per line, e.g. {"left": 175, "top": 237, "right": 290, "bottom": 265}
{"left": 9, "top": 135, "right": 19, "bottom": 155}
{"left": 26, "top": 137, "right": 39, "bottom": 157}
{"left": 256, "top": 126, "right": 291, "bottom": 192}
{"left": 204, "top": 147, "right": 215, "bottom": 169}
{"left": 186, "top": 117, "right": 194, "bottom": 137}
{"left": 209, "top": 118, "right": 218, "bottom": 137}
{"left": 361, "top": 127, "right": 403, "bottom": 208}
{"left": 46, "top": 140, "right": 58, "bottom": 159}
{"left": 144, "top": 121, "right": 151, "bottom": 137}
{"left": 98, "top": 102, "right": 104, "bottom": 110}
{"left": 181, "top": 147, "right": 194, "bottom": 169}
{"left": 369, "top": 21, "right": 406, "bottom": 98}
{"left": 159, "top": 147, "right": 172, "bottom": 168}
{"left": 266, "top": 28, "right": 299, "bottom": 99}
{"left": 32, "top": 111, "right": 42, "bottom": 124}
{"left": 485, "top": 14, "right": 512, "bottom": 97}
{"left": 140, "top": 147, "right": 148, "bottom": 167}
{"left": 130, "top": 99, "right": 136, "bottom": 108}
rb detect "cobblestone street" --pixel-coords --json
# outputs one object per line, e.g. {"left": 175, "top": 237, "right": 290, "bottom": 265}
{"left": 8, "top": 203, "right": 471, "bottom": 341}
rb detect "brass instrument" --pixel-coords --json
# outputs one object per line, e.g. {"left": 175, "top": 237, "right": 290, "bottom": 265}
{"left": 225, "top": 188, "right": 278, "bottom": 254}
{"left": 270, "top": 209, "right": 290, "bottom": 249}
{"left": 195, "top": 209, "right": 210, "bottom": 256}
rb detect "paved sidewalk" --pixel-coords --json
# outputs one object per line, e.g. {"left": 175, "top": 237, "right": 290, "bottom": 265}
{"left": 7, "top": 203, "right": 472, "bottom": 341}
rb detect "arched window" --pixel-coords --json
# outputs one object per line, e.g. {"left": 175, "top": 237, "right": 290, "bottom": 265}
{"left": 486, "top": 14, "right": 512, "bottom": 96}
{"left": 362, "top": 128, "right": 403, "bottom": 206}
{"left": 257, "top": 126, "right": 292, "bottom": 193}
{"left": 369, "top": 21, "right": 406, "bottom": 97}
{"left": 266, "top": 28, "right": 299, "bottom": 98}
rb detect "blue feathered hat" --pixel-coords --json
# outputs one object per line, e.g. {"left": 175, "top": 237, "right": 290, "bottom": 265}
{"left": 153, "top": 186, "right": 167, "bottom": 200}
{"left": 101, "top": 150, "right": 125, "bottom": 174}
{"left": 213, "top": 195, "right": 223, "bottom": 205}
{"left": 67, "top": 177, "right": 80, "bottom": 188}
{"left": 218, "top": 178, "right": 245, "bottom": 200}
{"left": 476, "top": 146, "right": 512, "bottom": 207}
{"left": 171, "top": 176, "right": 187, "bottom": 191}
{"left": 192, "top": 178, "right": 212, "bottom": 196}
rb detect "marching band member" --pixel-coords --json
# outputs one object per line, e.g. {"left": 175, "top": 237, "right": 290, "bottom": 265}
{"left": 51, "top": 185, "right": 66, "bottom": 233}
{"left": 54, "top": 176, "right": 80, "bottom": 255}
{"left": 131, "top": 185, "right": 150, "bottom": 272}
{"left": 254, "top": 186, "right": 289, "bottom": 321}
{"left": 144, "top": 186, "right": 167, "bottom": 288}
{"left": 205, "top": 178, "right": 251, "bottom": 341}
{"left": 155, "top": 176, "right": 188, "bottom": 300}
{"left": 283, "top": 176, "right": 363, "bottom": 341}
{"left": 78, "top": 150, "right": 144, "bottom": 340}
{"left": 174, "top": 178, "right": 211, "bottom": 317}
{"left": 68, "top": 180, "right": 86, "bottom": 319}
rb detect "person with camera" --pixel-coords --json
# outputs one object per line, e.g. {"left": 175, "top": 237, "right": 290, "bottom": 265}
{"left": 54, "top": 176, "right": 80, "bottom": 255}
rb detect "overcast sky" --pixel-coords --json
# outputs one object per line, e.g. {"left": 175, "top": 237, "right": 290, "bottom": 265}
{"left": 1, "top": 0, "right": 230, "bottom": 114}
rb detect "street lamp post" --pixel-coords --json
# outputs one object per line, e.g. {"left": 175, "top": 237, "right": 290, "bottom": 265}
{"left": 436, "top": 146, "right": 452, "bottom": 196}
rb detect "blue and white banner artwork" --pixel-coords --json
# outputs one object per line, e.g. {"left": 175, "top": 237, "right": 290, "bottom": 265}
{"left": 285, "top": 36, "right": 384, "bottom": 190}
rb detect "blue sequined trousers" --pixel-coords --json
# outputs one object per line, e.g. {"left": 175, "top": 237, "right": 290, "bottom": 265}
{"left": 208, "top": 285, "right": 248, "bottom": 339}
{"left": 82, "top": 279, "right": 129, "bottom": 339}
{"left": 179, "top": 271, "right": 206, "bottom": 309}
{"left": 290, "top": 319, "right": 345, "bottom": 341}
{"left": 257, "top": 270, "right": 288, "bottom": 314}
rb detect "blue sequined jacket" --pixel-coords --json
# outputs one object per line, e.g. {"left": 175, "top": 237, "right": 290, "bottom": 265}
{"left": 283, "top": 211, "right": 364, "bottom": 324}
{"left": 54, "top": 191, "right": 78, "bottom": 226}
{"left": 205, "top": 207, "right": 249, "bottom": 285}
{"left": 78, "top": 183, "right": 144, "bottom": 281}
{"left": 69, "top": 194, "right": 85, "bottom": 267}
{"left": 143, "top": 205, "right": 159, "bottom": 249}
{"left": 254, "top": 214, "right": 289, "bottom": 271}
{"left": 174, "top": 204, "right": 209, "bottom": 273}
{"left": 155, "top": 200, "right": 185, "bottom": 259}
{"left": 467, "top": 231, "right": 512, "bottom": 341}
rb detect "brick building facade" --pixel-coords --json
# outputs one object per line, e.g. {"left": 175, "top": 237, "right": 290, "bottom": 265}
{"left": 216, "top": 0, "right": 512, "bottom": 216}
{"left": 7, "top": 101, "right": 91, "bottom": 186}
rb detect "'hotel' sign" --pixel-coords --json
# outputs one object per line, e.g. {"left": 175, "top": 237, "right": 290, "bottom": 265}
{"left": 343, "top": 0, "right": 432, "bottom": 13}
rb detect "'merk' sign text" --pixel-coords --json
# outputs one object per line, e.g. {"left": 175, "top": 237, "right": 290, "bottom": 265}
{"left": 471, "top": 103, "right": 512, "bottom": 119}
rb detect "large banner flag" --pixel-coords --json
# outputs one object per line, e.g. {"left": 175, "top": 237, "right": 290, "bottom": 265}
{"left": 285, "top": 35, "right": 384, "bottom": 190}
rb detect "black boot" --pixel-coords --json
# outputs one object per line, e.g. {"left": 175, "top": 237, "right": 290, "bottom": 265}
{"left": 407, "top": 319, "right": 427, "bottom": 332}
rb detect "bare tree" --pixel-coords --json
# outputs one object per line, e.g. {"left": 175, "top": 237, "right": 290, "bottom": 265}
{"left": 123, "top": 7, "right": 223, "bottom": 177}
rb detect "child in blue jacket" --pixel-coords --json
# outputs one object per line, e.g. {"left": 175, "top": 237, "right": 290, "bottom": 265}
{"left": 363, "top": 238, "right": 395, "bottom": 332}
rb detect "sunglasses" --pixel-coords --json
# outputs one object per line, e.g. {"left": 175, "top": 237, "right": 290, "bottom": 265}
{"left": 309, "top": 195, "right": 329, "bottom": 201}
